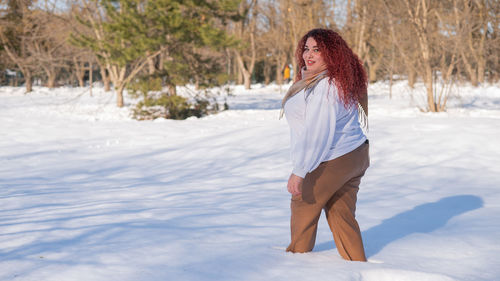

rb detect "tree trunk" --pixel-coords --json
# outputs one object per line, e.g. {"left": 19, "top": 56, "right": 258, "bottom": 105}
{"left": 421, "top": 39, "right": 436, "bottom": 111}
{"left": 346, "top": 0, "right": 353, "bottom": 31}
{"left": 355, "top": 4, "right": 367, "bottom": 60}
{"left": 101, "top": 67, "right": 111, "bottom": 91}
{"left": 276, "top": 65, "right": 283, "bottom": 85}
{"left": 147, "top": 52, "right": 156, "bottom": 75}
{"left": 368, "top": 66, "right": 377, "bottom": 82}
{"left": 41, "top": 63, "right": 59, "bottom": 89}
{"left": 235, "top": 51, "right": 253, "bottom": 89}
{"left": 116, "top": 84, "right": 124, "bottom": 107}
{"left": 276, "top": 56, "right": 284, "bottom": 85}
{"left": 408, "top": 68, "right": 416, "bottom": 88}
{"left": 471, "top": 1, "right": 487, "bottom": 85}
{"left": 195, "top": 76, "right": 200, "bottom": 90}
{"left": 233, "top": 0, "right": 257, "bottom": 89}
{"left": 236, "top": 62, "right": 243, "bottom": 85}
{"left": 424, "top": 64, "right": 435, "bottom": 112}
{"left": 77, "top": 73, "right": 85, "bottom": 87}
{"left": 440, "top": 55, "right": 449, "bottom": 81}
{"left": 243, "top": 71, "right": 251, "bottom": 89}
{"left": 97, "top": 60, "right": 111, "bottom": 91}
{"left": 460, "top": 50, "right": 478, "bottom": 86}
{"left": 159, "top": 51, "right": 165, "bottom": 71}
{"left": 168, "top": 84, "right": 176, "bottom": 96}
{"left": 25, "top": 70, "right": 32, "bottom": 93}
{"left": 74, "top": 59, "right": 85, "bottom": 87}
{"left": 89, "top": 60, "right": 93, "bottom": 96}
{"left": 291, "top": 56, "right": 297, "bottom": 82}
{"left": 225, "top": 48, "right": 231, "bottom": 76}
{"left": 47, "top": 71, "right": 57, "bottom": 88}
{"left": 368, "top": 51, "right": 384, "bottom": 82}
{"left": 389, "top": 42, "right": 395, "bottom": 99}
{"left": 47, "top": 75, "right": 56, "bottom": 88}
{"left": 477, "top": 58, "right": 485, "bottom": 84}
{"left": 264, "top": 62, "right": 271, "bottom": 85}
{"left": 405, "top": 0, "right": 446, "bottom": 111}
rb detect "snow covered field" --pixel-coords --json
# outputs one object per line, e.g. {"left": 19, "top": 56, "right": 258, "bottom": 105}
{"left": 1, "top": 81, "right": 499, "bottom": 281}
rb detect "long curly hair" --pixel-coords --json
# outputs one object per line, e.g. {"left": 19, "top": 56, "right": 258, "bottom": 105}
{"left": 295, "top": 28, "right": 367, "bottom": 107}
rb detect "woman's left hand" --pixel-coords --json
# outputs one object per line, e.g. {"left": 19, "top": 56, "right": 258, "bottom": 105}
{"left": 287, "top": 174, "right": 304, "bottom": 196}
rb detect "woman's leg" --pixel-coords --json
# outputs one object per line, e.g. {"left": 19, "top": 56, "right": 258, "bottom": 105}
{"left": 324, "top": 175, "right": 367, "bottom": 261}
{"left": 286, "top": 194, "right": 323, "bottom": 253}
{"left": 286, "top": 160, "right": 345, "bottom": 253}
{"left": 324, "top": 142, "right": 369, "bottom": 261}
{"left": 287, "top": 141, "right": 369, "bottom": 255}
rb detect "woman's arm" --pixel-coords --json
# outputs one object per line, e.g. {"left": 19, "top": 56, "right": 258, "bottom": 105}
{"left": 291, "top": 80, "right": 338, "bottom": 179}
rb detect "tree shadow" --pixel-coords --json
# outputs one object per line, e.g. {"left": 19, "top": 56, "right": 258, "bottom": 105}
{"left": 315, "top": 194, "right": 483, "bottom": 257}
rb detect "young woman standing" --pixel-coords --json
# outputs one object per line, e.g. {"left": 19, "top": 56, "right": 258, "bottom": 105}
{"left": 282, "top": 28, "right": 369, "bottom": 261}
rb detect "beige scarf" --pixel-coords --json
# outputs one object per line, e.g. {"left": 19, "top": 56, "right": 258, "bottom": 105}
{"left": 280, "top": 67, "right": 328, "bottom": 119}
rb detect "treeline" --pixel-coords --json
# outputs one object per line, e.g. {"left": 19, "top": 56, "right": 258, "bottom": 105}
{"left": 1, "top": 0, "right": 499, "bottom": 112}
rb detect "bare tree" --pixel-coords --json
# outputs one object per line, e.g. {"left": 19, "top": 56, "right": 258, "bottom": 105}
{"left": 1, "top": 0, "right": 499, "bottom": 110}
{"left": 280, "top": 0, "right": 329, "bottom": 77}
{"left": 0, "top": 0, "right": 38, "bottom": 92}
{"left": 232, "top": 0, "right": 258, "bottom": 89}
{"left": 259, "top": 1, "right": 290, "bottom": 85}
{"left": 343, "top": 0, "right": 390, "bottom": 82}
{"left": 486, "top": 0, "right": 500, "bottom": 81}
{"left": 451, "top": 0, "right": 488, "bottom": 85}
{"left": 27, "top": 9, "right": 71, "bottom": 88}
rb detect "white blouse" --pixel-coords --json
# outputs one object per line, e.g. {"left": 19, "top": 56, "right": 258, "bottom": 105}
{"left": 283, "top": 78, "right": 367, "bottom": 178}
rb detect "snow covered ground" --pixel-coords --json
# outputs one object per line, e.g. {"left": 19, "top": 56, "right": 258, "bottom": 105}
{"left": 1, "top": 81, "right": 499, "bottom": 281}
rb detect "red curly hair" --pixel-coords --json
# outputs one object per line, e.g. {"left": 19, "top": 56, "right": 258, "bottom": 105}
{"left": 295, "top": 28, "right": 367, "bottom": 107}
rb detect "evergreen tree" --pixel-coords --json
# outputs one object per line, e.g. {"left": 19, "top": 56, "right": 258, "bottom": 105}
{"left": 71, "top": 0, "right": 239, "bottom": 107}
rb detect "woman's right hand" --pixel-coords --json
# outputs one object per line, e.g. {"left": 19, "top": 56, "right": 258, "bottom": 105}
{"left": 287, "top": 173, "right": 303, "bottom": 196}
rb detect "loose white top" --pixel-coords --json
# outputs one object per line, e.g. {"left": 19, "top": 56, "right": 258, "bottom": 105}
{"left": 284, "top": 78, "right": 367, "bottom": 178}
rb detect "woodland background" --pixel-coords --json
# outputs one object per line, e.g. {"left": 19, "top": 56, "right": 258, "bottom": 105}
{"left": 1, "top": 3, "right": 500, "bottom": 279}
{"left": 1, "top": 0, "right": 499, "bottom": 113}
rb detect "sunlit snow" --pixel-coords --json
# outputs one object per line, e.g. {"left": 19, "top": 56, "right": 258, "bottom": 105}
{"left": 1, "top": 81, "right": 499, "bottom": 281}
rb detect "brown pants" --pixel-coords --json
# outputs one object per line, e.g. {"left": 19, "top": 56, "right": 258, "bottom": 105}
{"left": 286, "top": 141, "right": 369, "bottom": 261}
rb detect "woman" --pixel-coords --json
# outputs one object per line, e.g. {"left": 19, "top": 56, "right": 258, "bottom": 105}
{"left": 282, "top": 28, "right": 369, "bottom": 262}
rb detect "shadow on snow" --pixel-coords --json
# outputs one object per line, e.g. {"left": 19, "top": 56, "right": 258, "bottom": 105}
{"left": 314, "top": 194, "right": 484, "bottom": 257}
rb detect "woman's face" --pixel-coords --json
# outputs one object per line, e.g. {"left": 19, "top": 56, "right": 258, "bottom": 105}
{"left": 302, "top": 37, "right": 325, "bottom": 72}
